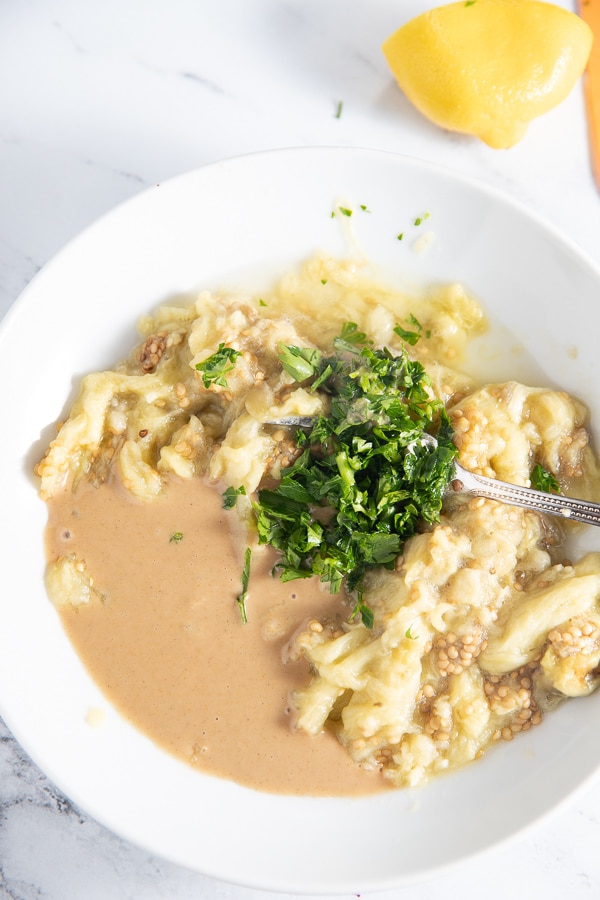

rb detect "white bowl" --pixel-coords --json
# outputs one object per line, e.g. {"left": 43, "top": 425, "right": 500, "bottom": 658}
{"left": 1, "top": 147, "right": 600, "bottom": 894}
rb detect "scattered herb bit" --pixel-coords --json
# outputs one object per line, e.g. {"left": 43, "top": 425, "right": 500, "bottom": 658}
{"left": 397, "top": 233, "right": 404, "bottom": 241}
{"left": 279, "top": 344, "right": 323, "bottom": 382}
{"left": 414, "top": 217, "right": 423, "bottom": 226}
{"left": 236, "top": 547, "right": 252, "bottom": 624}
{"left": 350, "top": 597, "right": 374, "bottom": 629}
{"left": 254, "top": 326, "right": 458, "bottom": 616}
{"left": 195, "top": 343, "right": 241, "bottom": 388}
{"left": 405, "top": 625, "right": 419, "bottom": 639}
{"left": 335, "top": 100, "right": 344, "bottom": 118}
{"left": 414, "top": 212, "right": 431, "bottom": 226}
{"left": 531, "top": 464, "right": 560, "bottom": 494}
{"left": 170, "top": 532, "right": 184, "bottom": 543}
{"left": 338, "top": 206, "right": 353, "bottom": 217}
{"left": 425, "top": 329, "right": 432, "bottom": 339}
{"left": 336, "top": 320, "right": 372, "bottom": 348}
{"left": 321, "top": 279, "right": 328, "bottom": 285}
{"left": 360, "top": 204, "right": 371, "bottom": 213}
{"left": 465, "top": 0, "right": 477, "bottom": 6}
{"left": 394, "top": 316, "right": 422, "bottom": 346}
{"left": 222, "top": 485, "right": 247, "bottom": 510}
{"left": 259, "top": 298, "right": 267, "bottom": 307}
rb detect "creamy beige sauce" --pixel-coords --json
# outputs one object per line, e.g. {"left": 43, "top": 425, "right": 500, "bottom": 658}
{"left": 45, "top": 476, "right": 386, "bottom": 796}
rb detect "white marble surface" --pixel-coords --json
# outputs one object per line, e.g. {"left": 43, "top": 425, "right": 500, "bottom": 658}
{"left": 1, "top": 1, "right": 600, "bottom": 897}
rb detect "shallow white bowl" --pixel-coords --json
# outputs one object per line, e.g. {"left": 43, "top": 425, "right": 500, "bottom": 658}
{"left": 1, "top": 147, "right": 600, "bottom": 894}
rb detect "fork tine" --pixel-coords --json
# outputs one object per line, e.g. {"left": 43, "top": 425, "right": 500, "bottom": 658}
{"left": 263, "top": 416, "right": 316, "bottom": 427}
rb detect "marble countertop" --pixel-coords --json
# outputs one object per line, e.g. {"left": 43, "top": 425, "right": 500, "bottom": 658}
{"left": 2, "top": 1, "right": 600, "bottom": 897}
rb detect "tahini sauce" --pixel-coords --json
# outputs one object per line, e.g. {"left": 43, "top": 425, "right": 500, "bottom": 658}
{"left": 45, "top": 476, "right": 386, "bottom": 796}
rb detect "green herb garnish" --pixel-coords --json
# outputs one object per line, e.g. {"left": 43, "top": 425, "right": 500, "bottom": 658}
{"left": 170, "top": 531, "right": 183, "bottom": 543}
{"left": 279, "top": 345, "right": 323, "bottom": 382}
{"left": 222, "top": 485, "right": 246, "bottom": 510}
{"left": 253, "top": 327, "right": 457, "bottom": 617}
{"left": 335, "top": 100, "right": 343, "bottom": 118}
{"left": 338, "top": 206, "right": 353, "bottom": 217}
{"left": 393, "top": 316, "right": 422, "bottom": 346}
{"left": 531, "top": 464, "right": 560, "bottom": 494}
{"left": 237, "top": 547, "right": 252, "bottom": 624}
{"left": 349, "top": 596, "right": 374, "bottom": 629}
{"left": 195, "top": 343, "right": 241, "bottom": 388}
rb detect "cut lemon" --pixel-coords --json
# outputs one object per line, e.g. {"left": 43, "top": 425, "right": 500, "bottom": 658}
{"left": 382, "top": 0, "right": 593, "bottom": 148}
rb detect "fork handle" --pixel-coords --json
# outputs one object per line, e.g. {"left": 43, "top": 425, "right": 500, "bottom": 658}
{"left": 451, "top": 467, "right": 600, "bottom": 526}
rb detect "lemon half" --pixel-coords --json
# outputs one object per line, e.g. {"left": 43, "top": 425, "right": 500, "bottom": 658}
{"left": 382, "top": 0, "right": 593, "bottom": 148}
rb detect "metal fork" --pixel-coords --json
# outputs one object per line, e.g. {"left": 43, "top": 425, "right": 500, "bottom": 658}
{"left": 264, "top": 416, "right": 600, "bottom": 526}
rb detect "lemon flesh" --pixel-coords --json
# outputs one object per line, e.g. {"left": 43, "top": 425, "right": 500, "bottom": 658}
{"left": 382, "top": 0, "right": 593, "bottom": 148}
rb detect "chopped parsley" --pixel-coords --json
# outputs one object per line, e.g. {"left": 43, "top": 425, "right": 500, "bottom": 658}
{"left": 170, "top": 531, "right": 184, "bottom": 543}
{"left": 531, "top": 464, "right": 560, "bottom": 494}
{"left": 253, "top": 325, "right": 457, "bottom": 618}
{"left": 349, "top": 596, "right": 374, "bottom": 629}
{"left": 335, "top": 100, "right": 343, "bottom": 118}
{"left": 338, "top": 206, "right": 353, "bottom": 217}
{"left": 222, "top": 485, "right": 246, "bottom": 510}
{"left": 414, "top": 212, "right": 431, "bottom": 227}
{"left": 195, "top": 343, "right": 241, "bottom": 388}
{"left": 236, "top": 547, "right": 252, "bottom": 624}
{"left": 393, "top": 316, "right": 422, "bottom": 346}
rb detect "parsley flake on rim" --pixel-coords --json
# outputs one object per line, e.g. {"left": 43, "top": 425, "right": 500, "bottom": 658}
{"left": 253, "top": 324, "right": 458, "bottom": 623}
